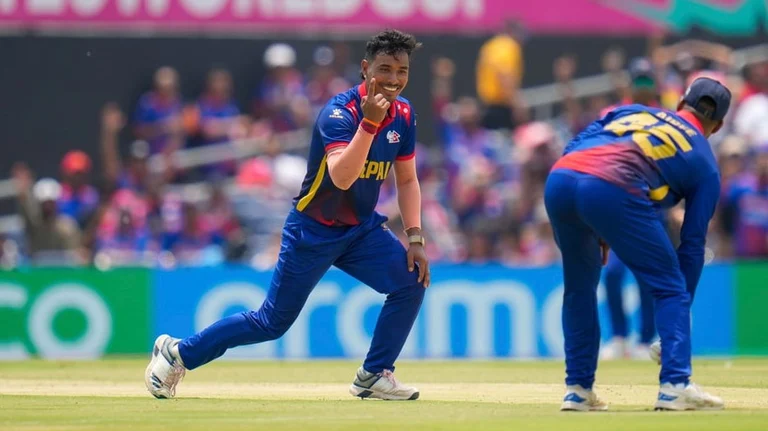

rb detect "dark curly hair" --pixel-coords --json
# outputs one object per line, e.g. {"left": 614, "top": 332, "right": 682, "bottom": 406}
{"left": 361, "top": 29, "right": 422, "bottom": 79}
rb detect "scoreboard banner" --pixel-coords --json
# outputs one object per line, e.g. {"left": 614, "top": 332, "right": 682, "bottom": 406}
{"left": 2, "top": 0, "right": 759, "bottom": 35}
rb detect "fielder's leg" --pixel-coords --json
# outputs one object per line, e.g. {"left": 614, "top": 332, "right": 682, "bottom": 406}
{"left": 638, "top": 279, "right": 657, "bottom": 347}
{"left": 574, "top": 176, "right": 722, "bottom": 410}
{"left": 146, "top": 211, "right": 339, "bottom": 398}
{"left": 335, "top": 217, "right": 424, "bottom": 400}
{"left": 544, "top": 171, "right": 608, "bottom": 412}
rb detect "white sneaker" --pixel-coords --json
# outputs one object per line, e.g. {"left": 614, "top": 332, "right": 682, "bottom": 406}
{"left": 654, "top": 382, "right": 724, "bottom": 411}
{"left": 600, "top": 337, "right": 628, "bottom": 360}
{"left": 560, "top": 385, "right": 609, "bottom": 411}
{"left": 145, "top": 334, "right": 186, "bottom": 399}
{"left": 349, "top": 367, "right": 419, "bottom": 400}
{"left": 649, "top": 340, "right": 661, "bottom": 365}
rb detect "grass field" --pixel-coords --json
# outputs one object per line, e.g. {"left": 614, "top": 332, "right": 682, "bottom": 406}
{"left": 1, "top": 358, "right": 768, "bottom": 430}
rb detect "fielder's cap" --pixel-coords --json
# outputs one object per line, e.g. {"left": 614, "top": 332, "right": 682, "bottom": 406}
{"left": 628, "top": 57, "right": 656, "bottom": 84}
{"left": 682, "top": 77, "right": 732, "bottom": 122}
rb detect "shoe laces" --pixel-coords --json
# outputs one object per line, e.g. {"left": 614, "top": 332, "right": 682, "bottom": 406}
{"left": 164, "top": 363, "right": 186, "bottom": 397}
{"left": 380, "top": 369, "right": 399, "bottom": 387}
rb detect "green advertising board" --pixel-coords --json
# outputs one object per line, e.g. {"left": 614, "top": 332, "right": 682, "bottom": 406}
{"left": 0, "top": 268, "right": 151, "bottom": 359}
{"left": 736, "top": 262, "right": 768, "bottom": 355}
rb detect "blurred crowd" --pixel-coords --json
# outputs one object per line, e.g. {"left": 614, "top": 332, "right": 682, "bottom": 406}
{"left": 4, "top": 26, "right": 768, "bottom": 269}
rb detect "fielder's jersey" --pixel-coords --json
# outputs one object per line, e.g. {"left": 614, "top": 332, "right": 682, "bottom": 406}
{"left": 552, "top": 104, "right": 721, "bottom": 294}
{"left": 293, "top": 83, "right": 416, "bottom": 226}
{"left": 554, "top": 104, "right": 719, "bottom": 209}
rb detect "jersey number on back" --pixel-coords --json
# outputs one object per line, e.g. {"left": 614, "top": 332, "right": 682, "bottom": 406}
{"left": 604, "top": 112, "right": 693, "bottom": 160}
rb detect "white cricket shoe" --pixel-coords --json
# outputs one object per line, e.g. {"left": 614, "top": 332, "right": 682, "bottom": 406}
{"left": 560, "top": 385, "right": 609, "bottom": 411}
{"left": 654, "top": 382, "right": 724, "bottom": 411}
{"left": 349, "top": 367, "right": 419, "bottom": 400}
{"left": 649, "top": 340, "right": 662, "bottom": 365}
{"left": 145, "top": 334, "right": 186, "bottom": 399}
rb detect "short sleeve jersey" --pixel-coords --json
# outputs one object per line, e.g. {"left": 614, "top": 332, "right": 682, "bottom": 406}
{"left": 293, "top": 83, "right": 416, "bottom": 226}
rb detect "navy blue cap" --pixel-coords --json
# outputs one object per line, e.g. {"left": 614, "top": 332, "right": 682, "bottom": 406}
{"left": 682, "top": 77, "right": 732, "bottom": 121}
{"left": 628, "top": 57, "right": 655, "bottom": 81}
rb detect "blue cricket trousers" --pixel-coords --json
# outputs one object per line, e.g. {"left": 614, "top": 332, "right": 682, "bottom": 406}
{"left": 544, "top": 170, "right": 691, "bottom": 387}
{"left": 178, "top": 209, "right": 425, "bottom": 373}
{"left": 604, "top": 250, "right": 656, "bottom": 344}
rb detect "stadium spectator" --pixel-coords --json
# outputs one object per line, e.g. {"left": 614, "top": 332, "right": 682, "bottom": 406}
{"left": 162, "top": 202, "right": 225, "bottom": 266}
{"left": 733, "top": 60, "right": 768, "bottom": 148}
{"left": 202, "top": 180, "right": 247, "bottom": 262}
{"left": 101, "top": 103, "right": 162, "bottom": 195}
{"left": 431, "top": 57, "right": 456, "bottom": 143}
{"left": 306, "top": 46, "right": 352, "bottom": 119}
{"left": 11, "top": 164, "right": 83, "bottom": 265}
{"left": 254, "top": 43, "right": 311, "bottom": 133}
{"left": 133, "top": 66, "right": 184, "bottom": 157}
{"left": 198, "top": 69, "right": 241, "bottom": 145}
{"left": 185, "top": 68, "right": 243, "bottom": 177}
{"left": 442, "top": 97, "right": 508, "bottom": 197}
{"left": 715, "top": 135, "right": 749, "bottom": 259}
{"left": 476, "top": 19, "right": 528, "bottom": 130}
{"left": 57, "top": 150, "right": 99, "bottom": 229}
{"left": 94, "top": 188, "right": 156, "bottom": 267}
{"left": 513, "top": 122, "right": 560, "bottom": 225}
{"left": 722, "top": 144, "right": 768, "bottom": 259}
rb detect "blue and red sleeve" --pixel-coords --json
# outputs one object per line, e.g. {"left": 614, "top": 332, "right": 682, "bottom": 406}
{"left": 316, "top": 104, "right": 357, "bottom": 153}
{"left": 397, "top": 111, "right": 417, "bottom": 161}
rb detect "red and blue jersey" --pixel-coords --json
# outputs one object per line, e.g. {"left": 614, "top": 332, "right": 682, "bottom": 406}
{"left": 293, "top": 83, "right": 416, "bottom": 226}
{"left": 553, "top": 104, "right": 721, "bottom": 294}
{"left": 554, "top": 104, "right": 719, "bottom": 209}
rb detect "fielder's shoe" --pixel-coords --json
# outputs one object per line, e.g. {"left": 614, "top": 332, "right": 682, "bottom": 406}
{"left": 560, "top": 385, "right": 609, "bottom": 411}
{"left": 654, "top": 382, "right": 724, "bottom": 411}
{"left": 649, "top": 340, "right": 662, "bottom": 365}
{"left": 349, "top": 367, "right": 419, "bottom": 400}
{"left": 145, "top": 334, "right": 186, "bottom": 399}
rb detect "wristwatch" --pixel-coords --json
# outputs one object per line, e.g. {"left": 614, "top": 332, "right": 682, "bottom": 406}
{"left": 408, "top": 234, "right": 426, "bottom": 246}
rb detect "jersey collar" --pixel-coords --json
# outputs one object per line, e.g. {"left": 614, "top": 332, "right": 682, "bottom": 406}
{"left": 357, "top": 82, "right": 397, "bottom": 119}
{"left": 676, "top": 110, "right": 705, "bottom": 134}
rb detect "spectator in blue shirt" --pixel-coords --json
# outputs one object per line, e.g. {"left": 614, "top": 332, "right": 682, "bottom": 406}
{"left": 133, "top": 66, "right": 184, "bottom": 156}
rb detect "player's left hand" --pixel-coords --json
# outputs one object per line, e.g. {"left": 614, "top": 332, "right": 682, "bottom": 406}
{"left": 407, "top": 244, "right": 431, "bottom": 288}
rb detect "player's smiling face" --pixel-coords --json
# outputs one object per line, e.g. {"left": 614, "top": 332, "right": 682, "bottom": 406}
{"left": 362, "top": 52, "right": 409, "bottom": 102}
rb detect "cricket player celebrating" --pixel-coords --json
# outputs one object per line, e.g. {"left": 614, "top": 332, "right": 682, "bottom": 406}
{"left": 545, "top": 77, "right": 731, "bottom": 411}
{"left": 146, "top": 30, "right": 430, "bottom": 401}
